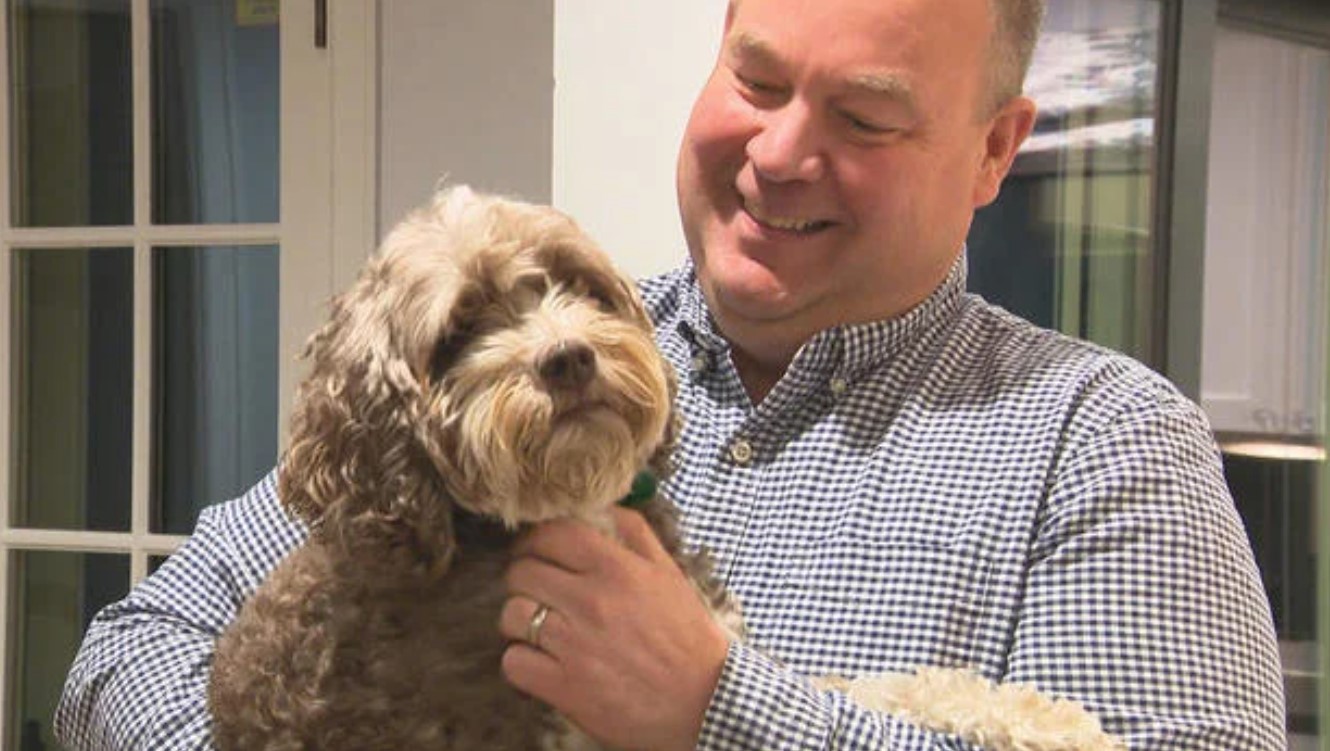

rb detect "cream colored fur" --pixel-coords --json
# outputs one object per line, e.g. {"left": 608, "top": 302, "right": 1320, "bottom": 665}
{"left": 820, "top": 668, "right": 1125, "bottom": 750}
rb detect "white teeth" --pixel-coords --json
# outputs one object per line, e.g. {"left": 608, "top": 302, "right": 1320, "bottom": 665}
{"left": 745, "top": 200, "right": 823, "bottom": 232}
{"left": 765, "top": 215, "right": 818, "bottom": 232}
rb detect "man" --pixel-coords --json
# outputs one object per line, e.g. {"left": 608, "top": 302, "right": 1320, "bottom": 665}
{"left": 58, "top": 0, "right": 1284, "bottom": 749}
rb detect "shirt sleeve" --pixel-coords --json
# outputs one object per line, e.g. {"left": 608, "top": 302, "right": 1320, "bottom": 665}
{"left": 53, "top": 471, "right": 305, "bottom": 751}
{"left": 696, "top": 369, "right": 1285, "bottom": 751}
{"left": 1006, "top": 374, "right": 1284, "bottom": 747}
{"left": 699, "top": 641, "right": 969, "bottom": 750}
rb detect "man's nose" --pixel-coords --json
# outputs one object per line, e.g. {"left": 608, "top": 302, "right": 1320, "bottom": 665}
{"left": 745, "top": 103, "right": 826, "bottom": 182}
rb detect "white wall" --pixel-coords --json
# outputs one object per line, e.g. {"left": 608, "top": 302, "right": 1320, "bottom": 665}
{"left": 378, "top": 0, "right": 554, "bottom": 232}
{"left": 374, "top": 0, "right": 727, "bottom": 279}
{"left": 552, "top": 1, "right": 727, "bottom": 278}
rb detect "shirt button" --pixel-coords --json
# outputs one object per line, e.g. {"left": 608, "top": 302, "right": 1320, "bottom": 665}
{"left": 829, "top": 377, "right": 849, "bottom": 395}
{"left": 690, "top": 353, "right": 710, "bottom": 375}
{"left": 729, "top": 439, "right": 754, "bottom": 466}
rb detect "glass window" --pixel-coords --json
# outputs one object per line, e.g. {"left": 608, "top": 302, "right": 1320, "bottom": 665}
{"left": 968, "top": 0, "right": 1160, "bottom": 362}
{"left": 2, "top": 0, "right": 284, "bottom": 741}
{"left": 1199, "top": 24, "right": 1330, "bottom": 751}
{"left": 151, "top": 0, "right": 279, "bottom": 225}
{"left": 9, "top": 248, "right": 133, "bottom": 531}
{"left": 7, "top": 550, "right": 129, "bottom": 751}
{"left": 153, "top": 245, "right": 279, "bottom": 533}
{"left": 8, "top": 0, "right": 133, "bottom": 227}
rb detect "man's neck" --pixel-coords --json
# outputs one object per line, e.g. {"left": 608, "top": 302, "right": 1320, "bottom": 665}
{"left": 730, "top": 345, "right": 790, "bottom": 404}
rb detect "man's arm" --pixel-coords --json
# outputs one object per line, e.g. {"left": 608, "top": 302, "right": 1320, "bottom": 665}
{"left": 1005, "top": 380, "right": 1284, "bottom": 746}
{"left": 54, "top": 472, "right": 304, "bottom": 751}
{"left": 696, "top": 378, "right": 1285, "bottom": 750}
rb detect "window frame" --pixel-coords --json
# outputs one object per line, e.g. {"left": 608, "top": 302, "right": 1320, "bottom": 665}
{"left": 0, "top": 0, "right": 377, "bottom": 742}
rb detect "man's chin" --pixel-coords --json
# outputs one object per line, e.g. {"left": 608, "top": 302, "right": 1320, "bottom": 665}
{"left": 706, "top": 283, "right": 831, "bottom": 350}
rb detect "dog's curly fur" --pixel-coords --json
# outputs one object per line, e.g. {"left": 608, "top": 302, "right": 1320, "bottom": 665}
{"left": 207, "top": 186, "right": 732, "bottom": 751}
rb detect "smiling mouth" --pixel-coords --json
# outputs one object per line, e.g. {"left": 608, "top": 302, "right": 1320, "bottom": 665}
{"left": 742, "top": 198, "right": 836, "bottom": 235}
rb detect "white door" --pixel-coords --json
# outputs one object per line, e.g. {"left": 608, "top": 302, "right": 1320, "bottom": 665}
{"left": 0, "top": 1, "right": 366, "bottom": 746}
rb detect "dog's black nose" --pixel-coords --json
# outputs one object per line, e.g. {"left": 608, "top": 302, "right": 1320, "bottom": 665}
{"left": 538, "top": 341, "right": 597, "bottom": 390}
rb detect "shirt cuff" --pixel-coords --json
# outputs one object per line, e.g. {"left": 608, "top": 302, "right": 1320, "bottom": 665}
{"left": 696, "top": 641, "right": 949, "bottom": 751}
{"left": 697, "top": 641, "right": 833, "bottom": 750}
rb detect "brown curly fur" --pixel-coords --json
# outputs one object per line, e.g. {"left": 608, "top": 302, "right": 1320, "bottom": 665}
{"left": 207, "top": 187, "right": 733, "bottom": 751}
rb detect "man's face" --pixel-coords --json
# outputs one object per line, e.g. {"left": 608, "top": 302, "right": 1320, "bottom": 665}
{"left": 677, "top": 0, "right": 1024, "bottom": 357}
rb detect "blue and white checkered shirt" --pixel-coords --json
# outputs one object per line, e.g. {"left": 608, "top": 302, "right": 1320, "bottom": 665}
{"left": 56, "top": 259, "right": 1285, "bottom": 750}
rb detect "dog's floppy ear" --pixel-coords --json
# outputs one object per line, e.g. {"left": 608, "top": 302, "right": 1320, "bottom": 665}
{"left": 646, "top": 360, "right": 682, "bottom": 483}
{"left": 279, "top": 253, "right": 456, "bottom": 575}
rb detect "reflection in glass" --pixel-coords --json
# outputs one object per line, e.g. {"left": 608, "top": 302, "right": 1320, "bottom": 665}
{"left": 967, "top": 0, "right": 1159, "bottom": 361}
{"left": 1201, "top": 27, "right": 1329, "bottom": 455}
{"left": 10, "top": 248, "right": 133, "bottom": 531}
{"left": 153, "top": 245, "right": 278, "bottom": 533}
{"left": 151, "top": 0, "right": 279, "bottom": 224}
{"left": 1227, "top": 455, "right": 1322, "bottom": 746}
{"left": 8, "top": 550, "right": 128, "bottom": 751}
{"left": 1201, "top": 25, "right": 1330, "bottom": 751}
{"left": 8, "top": 0, "right": 133, "bottom": 227}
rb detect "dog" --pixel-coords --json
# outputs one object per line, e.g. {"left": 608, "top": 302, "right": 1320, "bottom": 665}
{"left": 208, "top": 186, "right": 734, "bottom": 750}
{"left": 207, "top": 185, "right": 1122, "bottom": 751}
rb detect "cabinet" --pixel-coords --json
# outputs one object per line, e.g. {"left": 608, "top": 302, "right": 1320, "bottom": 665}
{"left": 1200, "top": 28, "right": 1329, "bottom": 453}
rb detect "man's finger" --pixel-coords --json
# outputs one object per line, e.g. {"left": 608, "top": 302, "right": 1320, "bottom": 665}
{"left": 610, "top": 507, "right": 672, "bottom": 564}
{"left": 497, "top": 595, "right": 567, "bottom": 654}
{"left": 501, "top": 641, "right": 568, "bottom": 704}
{"left": 505, "top": 555, "right": 583, "bottom": 610}
{"left": 512, "top": 518, "right": 612, "bottom": 572}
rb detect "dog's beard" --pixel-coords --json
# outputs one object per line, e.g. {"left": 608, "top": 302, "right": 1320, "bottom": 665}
{"left": 429, "top": 325, "right": 671, "bottom": 528}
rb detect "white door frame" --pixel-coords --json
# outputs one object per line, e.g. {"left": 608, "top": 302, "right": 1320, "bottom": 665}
{"left": 0, "top": 1, "right": 377, "bottom": 743}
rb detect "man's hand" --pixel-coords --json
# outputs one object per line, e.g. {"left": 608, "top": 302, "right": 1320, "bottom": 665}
{"left": 499, "top": 507, "right": 731, "bottom": 751}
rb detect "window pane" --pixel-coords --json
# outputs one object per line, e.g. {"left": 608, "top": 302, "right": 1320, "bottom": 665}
{"left": 8, "top": 0, "right": 133, "bottom": 227}
{"left": 7, "top": 550, "right": 129, "bottom": 751}
{"left": 153, "top": 245, "right": 278, "bottom": 533}
{"left": 1227, "top": 455, "right": 1324, "bottom": 748}
{"left": 10, "top": 248, "right": 133, "bottom": 531}
{"left": 1200, "top": 25, "right": 1330, "bottom": 750}
{"left": 151, "top": 0, "right": 279, "bottom": 224}
{"left": 967, "top": 0, "right": 1160, "bottom": 361}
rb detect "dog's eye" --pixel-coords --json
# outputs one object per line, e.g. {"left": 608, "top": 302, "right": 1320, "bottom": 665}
{"left": 563, "top": 277, "right": 616, "bottom": 312}
{"left": 429, "top": 326, "right": 474, "bottom": 381}
{"left": 587, "top": 285, "right": 617, "bottom": 312}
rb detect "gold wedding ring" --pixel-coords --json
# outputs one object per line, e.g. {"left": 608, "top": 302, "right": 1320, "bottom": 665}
{"left": 527, "top": 603, "right": 551, "bottom": 649}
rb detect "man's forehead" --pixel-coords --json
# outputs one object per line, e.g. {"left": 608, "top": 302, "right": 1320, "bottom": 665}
{"left": 728, "top": 0, "right": 993, "bottom": 38}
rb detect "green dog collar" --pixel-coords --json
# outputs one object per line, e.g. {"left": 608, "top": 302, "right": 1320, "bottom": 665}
{"left": 618, "top": 471, "right": 658, "bottom": 509}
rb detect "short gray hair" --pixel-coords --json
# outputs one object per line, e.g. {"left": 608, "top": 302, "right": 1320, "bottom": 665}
{"left": 986, "top": 0, "right": 1046, "bottom": 112}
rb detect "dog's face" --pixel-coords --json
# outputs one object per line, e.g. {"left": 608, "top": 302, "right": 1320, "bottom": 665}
{"left": 283, "top": 187, "right": 675, "bottom": 537}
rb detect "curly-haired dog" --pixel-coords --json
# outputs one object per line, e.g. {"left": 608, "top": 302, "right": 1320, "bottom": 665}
{"left": 208, "top": 185, "right": 1122, "bottom": 751}
{"left": 208, "top": 186, "right": 733, "bottom": 750}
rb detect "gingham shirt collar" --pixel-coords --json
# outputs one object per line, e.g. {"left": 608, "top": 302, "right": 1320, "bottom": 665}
{"left": 672, "top": 254, "right": 968, "bottom": 391}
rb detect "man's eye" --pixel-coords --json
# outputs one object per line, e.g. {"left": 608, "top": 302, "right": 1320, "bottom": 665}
{"left": 843, "top": 112, "right": 893, "bottom": 136}
{"left": 736, "top": 72, "right": 782, "bottom": 96}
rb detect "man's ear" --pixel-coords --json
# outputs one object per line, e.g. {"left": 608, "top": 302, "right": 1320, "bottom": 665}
{"left": 972, "top": 95, "right": 1038, "bottom": 208}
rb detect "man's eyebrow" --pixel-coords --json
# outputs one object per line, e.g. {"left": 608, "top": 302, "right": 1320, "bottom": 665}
{"left": 724, "top": 30, "right": 780, "bottom": 65}
{"left": 846, "top": 72, "right": 915, "bottom": 106}
{"left": 725, "top": 30, "right": 916, "bottom": 108}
